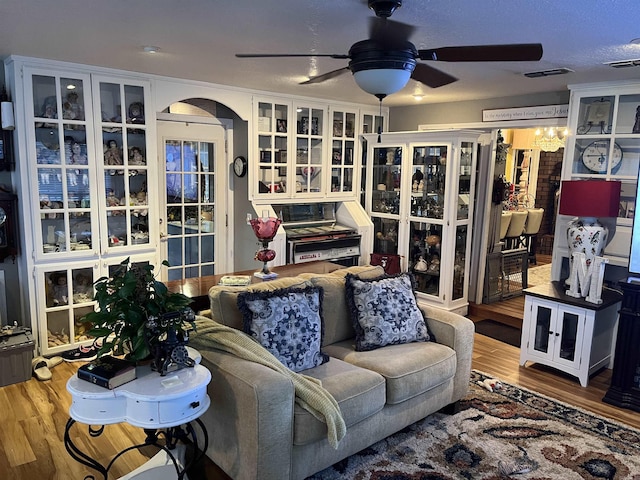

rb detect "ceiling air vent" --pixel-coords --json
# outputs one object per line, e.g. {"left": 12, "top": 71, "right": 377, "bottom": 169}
{"left": 605, "top": 59, "right": 640, "bottom": 68}
{"left": 523, "top": 68, "right": 573, "bottom": 78}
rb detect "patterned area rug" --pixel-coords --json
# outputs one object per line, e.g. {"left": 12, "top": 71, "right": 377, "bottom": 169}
{"left": 308, "top": 371, "right": 640, "bottom": 479}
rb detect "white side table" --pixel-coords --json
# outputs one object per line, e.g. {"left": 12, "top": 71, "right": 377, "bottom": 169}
{"left": 519, "top": 281, "right": 622, "bottom": 387}
{"left": 65, "top": 353, "right": 211, "bottom": 480}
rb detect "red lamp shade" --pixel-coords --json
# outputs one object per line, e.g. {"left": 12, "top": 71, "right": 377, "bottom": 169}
{"left": 558, "top": 180, "right": 621, "bottom": 218}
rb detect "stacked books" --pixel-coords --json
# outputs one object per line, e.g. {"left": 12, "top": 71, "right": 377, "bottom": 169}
{"left": 218, "top": 275, "right": 252, "bottom": 286}
{"left": 77, "top": 355, "right": 136, "bottom": 389}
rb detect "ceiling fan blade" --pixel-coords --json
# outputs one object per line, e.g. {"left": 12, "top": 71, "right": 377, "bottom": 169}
{"left": 300, "top": 67, "right": 351, "bottom": 85}
{"left": 418, "top": 43, "right": 543, "bottom": 62}
{"left": 368, "top": 17, "right": 415, "bottom": 48}
{"left": 411, "top": 62, "right": 458, "bottom": 88}
{"left": 236, "top": 53, "right": 349, "bottom": 59}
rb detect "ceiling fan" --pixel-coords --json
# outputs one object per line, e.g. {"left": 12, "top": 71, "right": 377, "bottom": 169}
{"left": 236, "top": 0, "right": 543, "bottom": 100}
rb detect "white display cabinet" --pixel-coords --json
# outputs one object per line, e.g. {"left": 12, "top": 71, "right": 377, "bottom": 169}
{"left": 363, "top": 130, "right": 480, "bottom": 314}
{"left": 6, "top": 56, "right": 159, "bottom": 355}
{"left": 552, "top": 81, "right": 640, "bottom": 280}
{"left": 251, "top": 97, "right": 386, "bottom": 203}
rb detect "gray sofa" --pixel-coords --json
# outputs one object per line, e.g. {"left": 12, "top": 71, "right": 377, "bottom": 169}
{"left": 192, "top": 265, "right": 475, "bottom": 480}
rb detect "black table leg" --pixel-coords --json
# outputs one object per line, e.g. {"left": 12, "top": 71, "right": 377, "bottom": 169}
{"left": 64, "top": 417, "right": 209, "bottom": 480}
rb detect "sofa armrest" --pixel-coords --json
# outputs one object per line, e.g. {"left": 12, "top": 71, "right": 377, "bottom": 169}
{"left": 419, "top": 305, "right": 475, "bottom": 402}
{"left": 198, "top": 348, "right": 296, "bottom": 480}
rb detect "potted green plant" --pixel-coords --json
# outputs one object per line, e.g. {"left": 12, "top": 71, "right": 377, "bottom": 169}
{"left": 82, "top": 258, "right": 196, "bottom": 367}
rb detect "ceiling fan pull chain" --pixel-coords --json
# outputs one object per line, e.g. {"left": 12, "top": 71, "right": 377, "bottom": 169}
{"left": 377, "top": 95, "right": 385, "bottom": 143}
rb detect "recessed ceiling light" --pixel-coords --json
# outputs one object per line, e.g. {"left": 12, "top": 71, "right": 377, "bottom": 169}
{"left": 143, "top": 46, "right": 160, "bottom": 54}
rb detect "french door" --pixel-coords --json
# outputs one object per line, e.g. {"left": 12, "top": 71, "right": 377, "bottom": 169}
{"left": 157, "top": 120, "right": 229, "bottom": 280}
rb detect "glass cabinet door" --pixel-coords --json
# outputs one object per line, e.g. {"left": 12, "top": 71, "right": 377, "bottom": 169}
{"left": 98, "top": 81, "right": 149, "bottom": 248}
{"left": 532, "top": 303, "right": 553, "bottom": 355}
{"left": 410, "top": 145, "right": 448, "bottom": 220}
{"left": 360, "top": 113, "right": 385, "bottom": 207}
{"left": 329, "top": 109, "right": 356, "bottom": 194}
{"left": 373, "top": 217, "right": 399, "bottom": 256}
{"left": 558, "top": 310, "right": 579, "bottom": 362}
{"left": 371, "top": 146, "right": 401, "bottom": 214}
{"left": 370, "top": 145, "right": 402, "bottom": 273}
{"left": 32, "top": 73, "right": 96, "bottom": 257}
{"left": 38, "top": 264, "right": 97, "bottom": 352}
{"left": 295, "top": 105, "right": 324, "bottom": 194}
{"left": 408, "top": 221, "right": 443, "bottom": 296}
{"left": 452, "top": 141, "right": 475, "bottom": 301}
{"left": 555, "top": 307, "right": 584, "bottom": 367}
{"left": 457, "top": 142, "right": 474, "bottom": 220}
{"left": 452, "top": 225, "right": 468, "bottom": 301}
{"left": 257, "top": 101, "right": 288, "bottom": 195}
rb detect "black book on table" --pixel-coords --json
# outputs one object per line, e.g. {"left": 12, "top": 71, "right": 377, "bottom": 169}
{"left": 77, "top": 355, "right": 136, "bottom": 389}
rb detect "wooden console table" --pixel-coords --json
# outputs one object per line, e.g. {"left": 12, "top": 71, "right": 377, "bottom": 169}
{"left": 166, "top": 261, "right": 344, "bottom": 313}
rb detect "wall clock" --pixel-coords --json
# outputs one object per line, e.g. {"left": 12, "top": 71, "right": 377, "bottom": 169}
{"left": 233, "top": 155, "right": 247, "bottom": 177}
{"left": 581, "top": 141, "right": 622, "bottom": 173}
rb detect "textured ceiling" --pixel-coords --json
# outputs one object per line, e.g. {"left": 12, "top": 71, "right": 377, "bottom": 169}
{"left": 2, "top": 0, "right": 640, "bottom": 107}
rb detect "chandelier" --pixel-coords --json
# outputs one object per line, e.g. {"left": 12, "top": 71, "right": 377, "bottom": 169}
{"left": 533, "top": 127, "right": 567, "bottom": 152}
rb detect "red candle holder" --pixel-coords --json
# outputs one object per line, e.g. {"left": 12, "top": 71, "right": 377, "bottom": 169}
{"left": 249, "top": 216, "right": 282, "bottom": 278}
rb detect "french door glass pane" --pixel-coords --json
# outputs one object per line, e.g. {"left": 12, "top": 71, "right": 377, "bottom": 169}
{"left": 165, "top": 138, "right": 216, "bottom": 279}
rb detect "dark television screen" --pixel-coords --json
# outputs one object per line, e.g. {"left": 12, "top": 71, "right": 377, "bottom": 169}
{"left": 629, "top": 181, "right": 640, "bottom": 274}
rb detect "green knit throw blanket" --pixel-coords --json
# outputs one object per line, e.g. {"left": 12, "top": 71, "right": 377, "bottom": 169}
{"left": 190, "top": 318, "right": 347, "bottom": 448}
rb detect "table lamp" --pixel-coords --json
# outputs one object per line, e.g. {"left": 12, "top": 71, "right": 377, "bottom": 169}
{"left": 249, "top": 211, "right": 282, "bottom": 279}
{"left": 558, "top": 180, "right": 621, "bottom": 287}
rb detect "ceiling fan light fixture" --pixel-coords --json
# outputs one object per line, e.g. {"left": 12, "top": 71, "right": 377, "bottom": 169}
{"left": 348, "top": 39, "right": 416, "bottom": 96}
{"left": 353, "top": 68, "right": 412, "bottom": 96}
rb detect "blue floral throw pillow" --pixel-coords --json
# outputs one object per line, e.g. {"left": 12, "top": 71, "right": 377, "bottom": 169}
{"left": 345, "top": 273, "right": 431, "bottom": 351}
{"left": 237, "top": 285, "right": 329, "bottom": 372}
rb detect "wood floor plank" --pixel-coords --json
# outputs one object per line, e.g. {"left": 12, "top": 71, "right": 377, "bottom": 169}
{"left": 0, "top": 419, "right": 36, "bottom": 466}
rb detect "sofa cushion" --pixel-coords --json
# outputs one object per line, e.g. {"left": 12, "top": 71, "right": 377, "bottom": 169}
{"left": 345, "top": 273, "right": 431, "bottom": 351}
{"left": 324, "top": 340, "right": 457, "bottom": 404}
{"left": 300, "top": 265, "right": 386, "bottom": 346}
{"left": 209, "top": 276, "right": 309, "bottom": 330}
{"left": 238, "top": 285, "right": 329, "bottom": 373}
{"left": 291, "top": 357, "right": 386, "bottom": 445}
